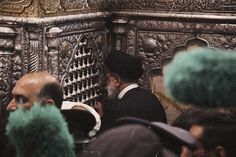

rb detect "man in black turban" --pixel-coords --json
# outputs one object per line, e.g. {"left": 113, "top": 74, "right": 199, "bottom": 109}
{"left": 95, "top": 52, "right": 167, "bottom": 131}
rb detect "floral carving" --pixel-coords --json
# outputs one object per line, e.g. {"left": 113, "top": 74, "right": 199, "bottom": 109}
{"left": 110, "top": 0, "right": 234, "bottom": 13}
{"left": 0, "top": 0, "right": 236, "bottom": 17}
{"left": 0, "top": 0, "right": 32, "bottom": 13}
{"left": 138, "top": 31, "right": 191, "bottom": 68}
{"left": 39, "top": 0, "right": 61, "bottom": 13}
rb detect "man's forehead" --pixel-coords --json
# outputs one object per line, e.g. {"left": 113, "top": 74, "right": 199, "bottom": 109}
{"left": 13, "top": 75, "right": 50, "bottom": 94}
{"left": 13, "top": 78, "right": 41, "bottom": 93}
{"left": 18, "top": 72, "right": 57, "bottom": 84}
{"left": 23, "top": 72, "right": 55, "bottom": 79}
{"left": 16, "top": 76, "right": 43, "bottom": 86}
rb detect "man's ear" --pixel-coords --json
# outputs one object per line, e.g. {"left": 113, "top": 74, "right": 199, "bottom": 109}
{"left": 111, "top": 76, "right": 121, "bottom": 87}
{"left": 215, "top": 146, "right": 226, "bottom": 157}
{"left": 115, "top": 77, "right": 122, "bottom": 87}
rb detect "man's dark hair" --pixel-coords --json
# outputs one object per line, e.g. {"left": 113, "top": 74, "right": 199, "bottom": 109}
{"left": 193, "top": 111, "right": 236, "bottom": 157}
{"left": 172, "top": 107, "right": 204, "bottom": 130}
{"left": 173, "top": 109, "right": 236, "bottom": 157}
{"left": 38, "top": 82, "right": 63, "bottom": 109}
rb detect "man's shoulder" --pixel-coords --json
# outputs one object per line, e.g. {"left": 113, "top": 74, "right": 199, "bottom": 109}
{"left": 125, "top": 87, "right": 156, "bottom": 98}
{"left": 117, "top": 88, "right": 158, "bottom": 106}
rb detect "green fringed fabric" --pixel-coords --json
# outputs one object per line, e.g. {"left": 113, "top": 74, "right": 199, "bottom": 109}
{"left": 6, "top": 104, "right": 76, "bottom": 157}
{"left": 164, "top": 48, "right": 236, "bottom": 108}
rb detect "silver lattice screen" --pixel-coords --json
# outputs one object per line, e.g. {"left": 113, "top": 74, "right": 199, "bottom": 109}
{"left": 62, "top": 37, "right": 101, "bottom": 106}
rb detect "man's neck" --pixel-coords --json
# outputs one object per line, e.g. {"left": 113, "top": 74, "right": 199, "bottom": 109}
{"left": 118, "top": 83, "right": 139, "bottom": 99}
{"left": 119, "top": 82, "right": 134, "bottom": 91}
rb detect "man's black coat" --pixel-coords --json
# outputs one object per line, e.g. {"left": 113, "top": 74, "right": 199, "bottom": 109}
{"left": 101, "top": 87, "right": 167, "bottom": 131}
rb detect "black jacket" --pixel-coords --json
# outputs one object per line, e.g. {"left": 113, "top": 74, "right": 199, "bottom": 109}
{"left": 101, "top": 87, "right": 167, "bottom": 131}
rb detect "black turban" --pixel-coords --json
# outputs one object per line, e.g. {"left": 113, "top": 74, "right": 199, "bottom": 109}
{"left": 105, "top": 52, "right": 144, "bottom": 81}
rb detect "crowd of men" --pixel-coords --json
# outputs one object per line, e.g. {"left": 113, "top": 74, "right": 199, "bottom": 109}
{"left": 0, "top": 48, "right": 235, "bottom": 157}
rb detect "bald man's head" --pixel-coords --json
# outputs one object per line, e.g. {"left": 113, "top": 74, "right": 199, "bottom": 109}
{"left": 7, "top": 72, "right": 63, "bottom": 111}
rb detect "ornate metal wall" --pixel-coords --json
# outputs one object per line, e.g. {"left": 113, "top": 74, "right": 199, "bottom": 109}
{"left": 109, "top": 0, "right": 236, "bottom": 86}
{"left": 0, "top": 11, "right": 110, "bottom": 133}
{"left": 1, "top": 0, "right": 236, "bottom": 127}
{"left": 107, "top": 0, "right": 236, "bottom": 122}
{"left": 0, "top": 0, "right": 106, "bottom": 17}
{"left": 109, "top": 0, "right": 236, "bottom": 12}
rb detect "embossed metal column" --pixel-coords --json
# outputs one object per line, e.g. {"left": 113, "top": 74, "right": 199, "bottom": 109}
{"left": 112, "top": 18, "right": 128, "bottom": 52}
{"left": 27, "top": 28, "right": 41, "bottom": 72}
{"left": 0, "top": 26, "right": 16, "bottom": 132}
{"left": 46, "top": 27, "right": 63, "bottom": 77}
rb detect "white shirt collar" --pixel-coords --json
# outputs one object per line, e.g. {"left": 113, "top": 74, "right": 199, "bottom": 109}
{"left": 118, "top": 83, "right": 139, "bottom": 99}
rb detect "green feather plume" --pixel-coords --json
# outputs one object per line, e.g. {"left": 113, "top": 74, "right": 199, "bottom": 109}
{"left": 6, "top": 104, "right": 76, "bottom": 157}
{"left": 164, "top": 48, "right": 236, "bottom": 108}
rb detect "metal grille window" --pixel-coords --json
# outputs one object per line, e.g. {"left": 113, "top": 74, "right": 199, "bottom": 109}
{"left": 62, "top": 36, "right": 101, "bottom": 106}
